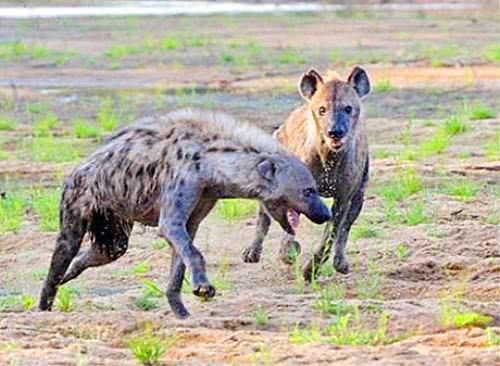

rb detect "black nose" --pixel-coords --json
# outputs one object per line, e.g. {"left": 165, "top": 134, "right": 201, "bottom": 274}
{"left": 310, "top": 202, "right": 331, "bottom": 224}
{"left": 328, "top": 129, "right": 345, "bottom": 139}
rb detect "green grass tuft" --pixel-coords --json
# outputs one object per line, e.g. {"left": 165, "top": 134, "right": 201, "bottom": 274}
{"left": 373, "top": 79, "right": 393, "bottom": 92}
{"left": 465, "top": 102, "right": 495, "bottom": 120}
{"left": 72, "top": 118, "right": 101, "bottom": 139}
{"left": 350, "top": 225, "right": 380, "bottom": 240}
{"left": 484, "top": 132, "right": 500, "bottom": 161}
{"left": 31, "top": 189, "right": 61, "bottom": 232}
{"left": 395, "top": 243, "right": 410, "bottom": 261}
{"left": 26, "top": 136, "right": 84, "bottom": 162}
{"left": 483, "top": 43, "right": 500, "bottom": 62}
{"left": 443, "top": 115, "right": 467, "bottom": 136}
{"left": 404, "top": 201, "right": 430, "bottom": 226}
{"left": 97, "top": 97, "right": 119, "bottom": 132}
{"left": 0, "top": 118, "right": 17, "bottom": 131}
{"left": 277, "top": 49, "right": 306, "bottom": 65}
{"left": 420, "top": 129, "right": 451, "bottom": 156}
{"left": 56, "top": 286, "right": 78, "bottom": 312}
{"left": 128, "top": 326, "right": 173, "bottom": 366}
{"left": 0, "top": 192, "right": 26, "bottom": 234}
{"left": 379, "top": 169, "right": 422, "bottom": 205}
{"left": 486, "top": 328, "right": 500, "bottom": 346}
{"left": 216, "top": 199, "right": 257, "bottom": 221}
{"left": 161, "top": 37, "right": 180, "bottom": 51}
{"left": 254, "top": 306, "right": 269, "bottom": 327}
{"left": 32, "top": 113, "right": 59, "bottom": 137}
{"left": 444, "top": 179, "right": 481, "bottom": 202}
{"left": 130, "top": 261, "right": 151, "bottom": 275}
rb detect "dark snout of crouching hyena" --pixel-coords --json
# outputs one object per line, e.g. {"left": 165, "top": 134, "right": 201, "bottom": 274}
{"left": 242, "top": 66, "right": 371, "bottom": 282}
{"left": 38, "top": 109, "right": 329, "bottom": 319}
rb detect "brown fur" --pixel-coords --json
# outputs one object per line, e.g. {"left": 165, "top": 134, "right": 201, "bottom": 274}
{"left": 243, "top": 67, "right": 371, "bottom": 281}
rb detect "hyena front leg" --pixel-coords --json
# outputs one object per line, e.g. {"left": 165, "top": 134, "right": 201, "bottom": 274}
{"left": 39, "top": 211, "right": 86, "bottom": 311}
{"left": 242, "top": 203, "right": 271, "bottom": 263}
{"left": 159, "top": 177, "right": 214, "bottom": 306}
{"left": 302, "top": 198, "right": 349, "bottom": 282}
{"left": 333, "top": 186, "right": 365, "bottom": 274}
{"left": 166, "top": 198, "right": 216, "bottom": 319}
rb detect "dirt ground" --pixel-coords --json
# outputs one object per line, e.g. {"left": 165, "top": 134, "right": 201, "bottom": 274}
{"left": 0, "top": 2, "right": 499, "bottom": 365}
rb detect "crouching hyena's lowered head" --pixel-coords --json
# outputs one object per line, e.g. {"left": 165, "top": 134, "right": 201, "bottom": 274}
{"left": 38, "top": 108, "right": 330, "bottom": 318}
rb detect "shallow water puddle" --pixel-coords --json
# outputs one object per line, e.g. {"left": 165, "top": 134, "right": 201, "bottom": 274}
{"left": 0, "top": 1, "right": 480, "bottom": 19}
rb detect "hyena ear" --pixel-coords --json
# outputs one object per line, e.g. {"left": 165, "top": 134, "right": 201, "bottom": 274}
{"left": 347, "top": 66, "right": 371, "bottom": 98}
{"left": 257, "top": 159, "right": 276, "bottom": 182}
{"left": 299, "top": 69, "right": 324, "bottom": 100}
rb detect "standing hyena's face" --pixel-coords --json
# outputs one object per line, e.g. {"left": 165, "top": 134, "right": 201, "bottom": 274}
{"left": 256, "top": 154, "right": 331, "bottom": 234}
{"left": 299, "top": 66, "right": 371, "bottom": 152}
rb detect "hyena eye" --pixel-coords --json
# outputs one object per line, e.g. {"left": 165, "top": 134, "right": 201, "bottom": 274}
{"left": 344, "top": 106, "right": 353, "bottom": 114}
{"left": 303, "top": 187, "right": 317, "bottom": 198}
{"left": 318, "top": 106, "right": 326, "bottom": 116}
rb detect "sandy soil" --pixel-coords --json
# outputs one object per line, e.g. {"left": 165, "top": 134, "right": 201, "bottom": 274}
{"left": 0, "top": 4, "right": 499, "bottom": 365}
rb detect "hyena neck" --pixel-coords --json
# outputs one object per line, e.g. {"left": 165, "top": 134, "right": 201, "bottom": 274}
{"left": 206, "top": 153, "right": 265, "bottom": 199}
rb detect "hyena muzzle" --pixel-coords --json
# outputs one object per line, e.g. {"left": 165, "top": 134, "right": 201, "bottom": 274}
{"left": 38, "top": 109, "right": 330, "bottom": 318}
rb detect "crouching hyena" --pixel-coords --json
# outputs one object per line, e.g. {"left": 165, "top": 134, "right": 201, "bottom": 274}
{"left": 38, "top": 109, "right": 330, "bottom": 318}
{"left": 243, "top": 66, "right": 371, "bottom": 282}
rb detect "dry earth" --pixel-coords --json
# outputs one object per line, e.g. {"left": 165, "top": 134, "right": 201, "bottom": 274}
{"left": 0, "top": 2, "right": 499, "bottom": 365}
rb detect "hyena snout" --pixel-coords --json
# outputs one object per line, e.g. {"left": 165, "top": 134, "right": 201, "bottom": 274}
{"left": 303, "top": 192, "right": 331, "bottom": 224}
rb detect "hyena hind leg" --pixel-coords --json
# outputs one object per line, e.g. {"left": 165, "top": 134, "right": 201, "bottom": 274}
{"left": 60, "top": 210, "right": 133, "bottom": 285}
{"left": 39, "top": 212, "right": 87, "bottom": 311}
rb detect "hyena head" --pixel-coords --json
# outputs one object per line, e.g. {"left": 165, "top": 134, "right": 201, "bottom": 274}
{"left": 299, "top": 66, "right": 371, "bottom": 152}
{"left": 256, "top": 153, "right": 331, "bottom": 234}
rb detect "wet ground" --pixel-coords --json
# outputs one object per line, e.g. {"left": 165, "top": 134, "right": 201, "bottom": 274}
{"left": 0, "top": 2, "right": 499, "bottom": 365}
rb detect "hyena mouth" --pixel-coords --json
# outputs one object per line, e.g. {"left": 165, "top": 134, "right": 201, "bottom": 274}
{"left": 328, "top": 136, "right": 348, "bottom": 151}
{"left": 287, "top": 209, "right": 301, "bottom": 229}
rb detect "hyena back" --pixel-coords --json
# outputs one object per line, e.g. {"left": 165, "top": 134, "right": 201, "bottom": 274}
{"left": 243, "top": 66, "right": 371, "bottom": 282}
{"left": 39, "top": 109, "right": 330, "bottom": 318}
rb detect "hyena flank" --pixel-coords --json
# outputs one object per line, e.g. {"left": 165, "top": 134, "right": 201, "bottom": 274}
{"left": 243, "top": 66, "right": 371, "bottom": 282}
{"left": 38, "top": 109, "right": 331, "bottom": 318}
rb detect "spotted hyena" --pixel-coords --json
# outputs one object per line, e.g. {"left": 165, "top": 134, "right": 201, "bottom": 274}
{"left": 243, "top": 66, "right": 371, "bottom": 282}
{"left": 38, "top": 109, "right": 331, "bottom": 318}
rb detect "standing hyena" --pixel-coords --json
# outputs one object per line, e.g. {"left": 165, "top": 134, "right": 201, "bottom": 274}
{"left": 243, "top": 66, "right": 371, "bottom": 282}
{"left": 38, "top": 109, "right": 331, "bottom": 318}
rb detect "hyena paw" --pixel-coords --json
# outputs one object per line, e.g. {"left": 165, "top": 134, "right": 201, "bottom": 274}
{"left": 278, "top": 240, "right": 301, "bottom": 265}
{"left": 242, "top": 246, "right": 261, "bottom": 263}
{"left": 192, "top": 282, "right": 216, "bottom": 300}
{"left": 333, "top": 255, "right": 350, "bottom": 274}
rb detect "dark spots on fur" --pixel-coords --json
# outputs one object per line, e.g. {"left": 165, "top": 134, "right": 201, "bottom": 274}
{"left": 192, "top": 152, "right": 201, "bottom": 161}
{"left": 146, "top": 162, "right": 158, "bottom": 178}
{"left": 161, "top": 145, "right": 169, "bottom": 157}
{"left": 243, "top": 147, "right": 259, "bottom": 154}
{"left": 120, "top": 146, "right": 131, "bottom": 156}
{"left": 136, "top": 166, "right": 144, "bottom": 178}
{"left": 124, "top": 180, "right": 129, "bottom": 197}
{"left": 165, "top": 128, "right": 175, "bottom": 140}
{"left": 107, "top": 151, "right": 115, "bottom": 160}
{"left": 179, "top": 179, "right": 185, "bottom": 186}
{"left": 181, "top": 133, "right": 193, "bottom": 140}
{"left": 173, "top": 138, "right": 179, "bottom": 144}
{"left": 195, "top": 162, "right": 201, "bottom": 171}
{"left": 206, "top": 147, "right": 218, "bottom": 153}
{"left": 174, "top": 199, "right": 183, "bottom": 209}
{"left": 109, "top": 129, "right": 128, "bottom": 141}
{"left": 176, "top": 148, "right": 183, "bottom": 160}
{"left": 212, "top": 134, "right": 219, "bottom": 140}
{"left": 222, "top": 147, "right": 237, "bottom": 153}
{"left": 144, "top": 138, "right": 156, "bottom": 147}
{"left": 203, "top": 137, "right": 210, "bottom": 143}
